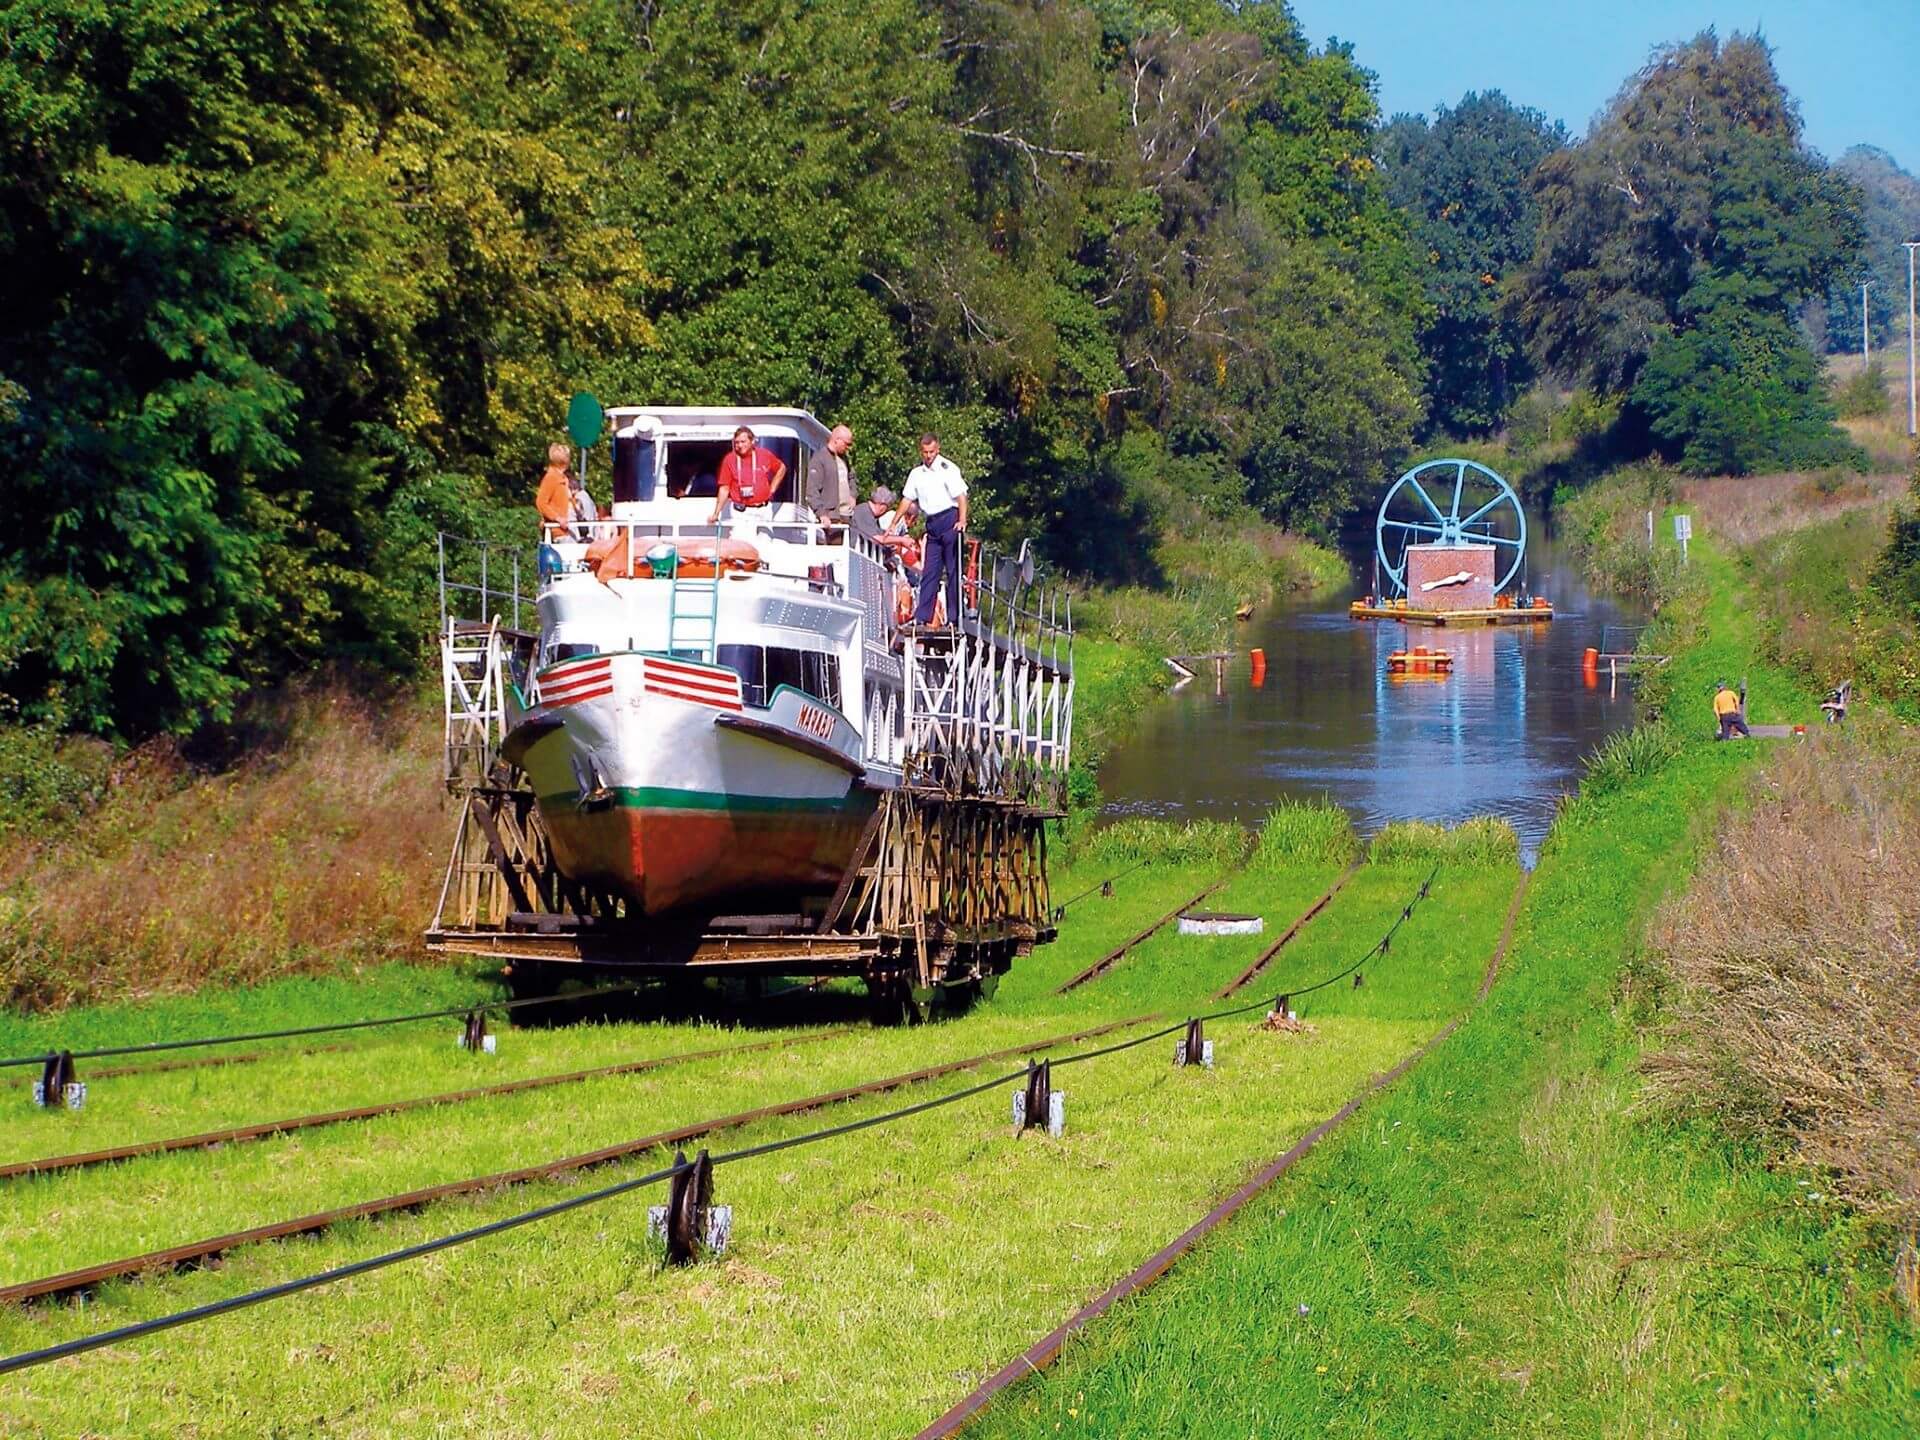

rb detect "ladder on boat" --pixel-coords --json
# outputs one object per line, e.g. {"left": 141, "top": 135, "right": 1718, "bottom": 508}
{"left": 442, "top": 617, "right": 507, "bottom": 790}
{"left": 667, "top": 533, "right": 721, "bottom": 662}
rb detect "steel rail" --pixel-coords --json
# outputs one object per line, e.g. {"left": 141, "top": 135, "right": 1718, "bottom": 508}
{"left": 0, "top": 1014, "right": 1157, "bottom": 1305}
{"left": 1214, "top": 860, "right": 1362, "bottom": 997}
{"left": 916, "top": 869, "right": 1530, "bottom": 1438}
{"left": 0, "top": 1027, "right": 857, "bottom": 1182}
{"left": 1052, "top": 874, "right": 1233, "bottom": 993}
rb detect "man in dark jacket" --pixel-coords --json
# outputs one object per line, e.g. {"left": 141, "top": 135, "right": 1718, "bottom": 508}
{"left": 804, "top": 425, "right": 856, "bottom": 524}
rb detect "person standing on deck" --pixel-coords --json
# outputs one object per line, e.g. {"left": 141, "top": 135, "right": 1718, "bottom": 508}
{"left": 536, "top": 443, "right": 575, "bottom": 541}
{"left": 710, "top": 426, "right": 787, "bottom": 522}
{"left": 892, "top": 433, "right": 968, "bottom": 627}
{"left": 568, "top": 469, "right": 600, "bottom": 540}
{"left": 1712, "top": 679, "right": 1750, "bottom": 740}
{"left": 805, "top": 425, "right": 857, "bottom": 527}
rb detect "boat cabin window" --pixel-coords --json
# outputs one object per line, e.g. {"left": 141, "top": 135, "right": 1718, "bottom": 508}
{"left": 612, "top": 432, "right": 659, "bottom": 503}
{"left": 716, "top": 643, "right": 840, "bottom": 711}
{"left": 549, "top": 641, "right": 600, "bottom": 664}
{"left": 663, "top": 436, "right": 802, "bottom": 499}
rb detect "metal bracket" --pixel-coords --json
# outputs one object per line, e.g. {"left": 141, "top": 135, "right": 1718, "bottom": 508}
{"left": 1174, "top": 1017, "right": 1213, "bottom": 1068}
{"left": 648, "top": 1148, "right": 731, "bottom": 1266}
{"left": 1011, "top": 1059, "right": 1064, "bottom": 1136}
{"left": 32, "top": 1052, "right": 83, "bottom": 1110}
{"left": 1275, "top": 992, "right": 1293, "bottom": 1021}
{"left": 1352, "top": 972, "right": 1365, "bottom": 989}
{"left": 458, "top": 1010, "right": 495, "bottom": 1054}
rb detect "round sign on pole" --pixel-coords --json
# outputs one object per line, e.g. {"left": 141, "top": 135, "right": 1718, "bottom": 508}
{"left": 566, "top": 392, "right": 604, "bottom": 449}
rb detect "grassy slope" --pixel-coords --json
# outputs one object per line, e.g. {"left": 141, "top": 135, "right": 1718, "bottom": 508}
{"left": 970, "top": 536, "right": 1917, "bottom": 1438}
{"left": 0, "top": 850, "right": 1518, "bottom": 1436}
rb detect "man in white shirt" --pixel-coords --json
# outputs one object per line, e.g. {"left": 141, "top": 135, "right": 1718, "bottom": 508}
{"left": 891, "top": 433, "right": 969, "bottom": 626}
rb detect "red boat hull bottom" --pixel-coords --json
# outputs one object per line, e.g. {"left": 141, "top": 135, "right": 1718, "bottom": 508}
{"left": 541, "top": 791, "right": 873, "bottom": 915}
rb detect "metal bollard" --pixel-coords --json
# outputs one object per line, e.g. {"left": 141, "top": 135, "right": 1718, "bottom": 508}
{"left": 457, "top": 1009, "right": 496, "bottom": 1054}
{"left": 1011, "top": 1059, "right": 1065, "bottom": 1137}
{"left": 647, "top": 1149, "right": 732, "bottom": 1265}
{"left": 31, "top": 1052, "right": 84, "bottom": 1110}
{"left": 1173, "top": 1017, "right": 1214, "bottom": 1069}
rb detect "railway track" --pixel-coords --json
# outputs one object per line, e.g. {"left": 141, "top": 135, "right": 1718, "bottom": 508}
{"left": 1215, "top": 861, "right": 1362, "bottom": 997}
{"left": 0, "top": 1027, "right": 856, "bottom": 1182}
{"left": 918, "top": 869, "right": 1529, "bottom": 1436}
{"left": 1, "top": 1013, "right": 1158, "bottom": 1305}
{"left": 1053, "top": 874, "right": 1233, "bottom": 993}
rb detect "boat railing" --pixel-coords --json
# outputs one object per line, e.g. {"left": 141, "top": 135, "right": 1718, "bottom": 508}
{"left": 438, "top": 532, "right": 532, "bottom": 633}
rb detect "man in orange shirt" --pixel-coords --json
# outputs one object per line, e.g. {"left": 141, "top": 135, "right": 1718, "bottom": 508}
{"left": 709, "top": 426, "right": 787, "bottom": 522}
{"left": 536, "top": 443, "right": 574, "bottom": 541}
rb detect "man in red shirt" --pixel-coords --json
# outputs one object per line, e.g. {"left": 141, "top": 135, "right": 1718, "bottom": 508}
{"left": 709, "top": 426, "right": 787, "bottom": 521}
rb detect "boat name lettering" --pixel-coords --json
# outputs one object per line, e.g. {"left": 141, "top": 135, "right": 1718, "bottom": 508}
{"left": 796, "top": 703, "right": 836, "bottom": 741}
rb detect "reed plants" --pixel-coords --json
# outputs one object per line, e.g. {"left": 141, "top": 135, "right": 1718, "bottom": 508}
{"left": 1247, "top": 798, "right": 1361, "bottom": 870}
{"left": 1366, "top": 815, "right": 1517, "bottom": 868}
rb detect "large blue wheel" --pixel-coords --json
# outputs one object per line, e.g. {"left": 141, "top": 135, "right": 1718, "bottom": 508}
{"left": 1375, "top": 458, "right": 1526, "bottom": 596}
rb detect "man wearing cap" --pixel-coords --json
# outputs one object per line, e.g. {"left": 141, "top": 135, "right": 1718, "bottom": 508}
{"left": 891, "top": 433, "right": 968, "bottom": 627}
{"left": 805, "top": 425, "right": 857, "bottom": 525}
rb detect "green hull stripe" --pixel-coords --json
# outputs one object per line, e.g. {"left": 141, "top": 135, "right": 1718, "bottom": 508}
{"left": 539, "top": 785, "right": 858, "bottom": 816}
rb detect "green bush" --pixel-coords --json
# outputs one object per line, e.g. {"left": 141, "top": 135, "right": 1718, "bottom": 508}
{"left": 1833, "top": 363, "right": 1891, "bottom": 419}
{"left": 1367, "top": 816, "right": 1518, "bottom": 868}
{"left": 1249, "top": 798, "right": 1361, "bottom": 869}
{"left": 0, "top": 724, "right": 111, "bottom": 838}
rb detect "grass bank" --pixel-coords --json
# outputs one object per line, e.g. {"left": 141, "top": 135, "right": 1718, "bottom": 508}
{"left": 969, "top": 530, "right": 1916, "bottom": 1437}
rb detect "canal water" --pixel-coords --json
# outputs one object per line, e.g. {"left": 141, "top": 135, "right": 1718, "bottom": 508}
{"left": 1096, "top": 518, "right": 1644, "bottom": 864}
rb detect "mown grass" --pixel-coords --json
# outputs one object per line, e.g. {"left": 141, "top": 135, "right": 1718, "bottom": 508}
{"left": 0, "top": 812, "right": 1518, "bottom": 1438}
{"left": 969, "top": 533, "right": 1915, "bottom": 1438}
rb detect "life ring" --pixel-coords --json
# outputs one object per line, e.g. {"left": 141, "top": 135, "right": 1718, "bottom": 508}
{"left": 673, "top": 536, "right": 763, "bottom": 579}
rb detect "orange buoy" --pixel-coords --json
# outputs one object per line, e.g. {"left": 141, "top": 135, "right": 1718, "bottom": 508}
{"left": 1249, "top": 648, "right": 1266, "bottom": 688}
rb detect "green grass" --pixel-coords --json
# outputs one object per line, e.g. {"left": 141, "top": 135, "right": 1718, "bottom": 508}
{"left": 0, "top": 808, "right": 1524, "bottom": 1436}
{"left": 967, "top": 533, "right": 1915, "bottom": 1438}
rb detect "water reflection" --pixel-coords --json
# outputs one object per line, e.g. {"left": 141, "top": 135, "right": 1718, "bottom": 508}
{"left": 1097, "top": 520, "right": 1643, "bottom": 864}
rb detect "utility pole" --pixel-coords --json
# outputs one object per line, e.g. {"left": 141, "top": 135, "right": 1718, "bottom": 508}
{"left": 1904, "top": 242, "right": 1920, "bottom": 439}
{"left": 1861, "top": 281, "right": 1869, "bottom": 365}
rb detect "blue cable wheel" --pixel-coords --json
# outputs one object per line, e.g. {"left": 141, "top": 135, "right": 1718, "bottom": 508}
{"left": 1375, "top": 458, "right": 1526, "bottom": 596}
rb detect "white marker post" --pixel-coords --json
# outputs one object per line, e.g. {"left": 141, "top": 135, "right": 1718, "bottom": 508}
{"left": 1673, "top": 512, "right": 1692, "bottom": 566}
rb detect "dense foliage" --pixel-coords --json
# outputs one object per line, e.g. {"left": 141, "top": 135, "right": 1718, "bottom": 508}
{"left": 1379, "top": 92, "right": 1566, "bottom": 435}
{"left": 1816, "top": 146, "right": 1920, "bottom": 354}
{"left": 1507, "top": 31, "right": 1864, "bottom": 474}
{"left": 0, "top": 0, "right": 1424, "bottom": 736}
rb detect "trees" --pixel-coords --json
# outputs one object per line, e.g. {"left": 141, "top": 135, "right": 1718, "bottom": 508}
{"left": 1379, "top": 92, "right": 1566, "bottom": 435}
{"left": 1506, "top": 30, "right": 1863, "bottom": 473}
{"left": 1815, "top": 147, "right": 1920, "bottom": 354}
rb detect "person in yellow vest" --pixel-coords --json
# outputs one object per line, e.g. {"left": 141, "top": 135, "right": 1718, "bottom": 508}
{"left": 1712, "top": 679, "right": 1749, "bottom": 740}
{"left": 535, "top": 442, "right": 575, "bottom": 541}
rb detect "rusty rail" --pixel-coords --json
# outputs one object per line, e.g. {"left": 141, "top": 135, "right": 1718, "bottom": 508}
{"left": 1053, "top": 875, "right": 1232, "bottom": 993}
{"left": 0, "top": 1028, "right": 857, "bottom": 1182}
{"left": 1, "top": 1014, "right": 1157, "bottom": 1305}
{"left": 916, "top": 869, "right": 1530, "bottom": 1438}
{"left": 1214, "top": 860, "right": 1362, "bottom": 998}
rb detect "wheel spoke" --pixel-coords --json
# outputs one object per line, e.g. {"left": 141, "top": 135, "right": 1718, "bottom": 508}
{"left": 1481, "top": 533, "right": 1523, "bottom": 547}
{"left": 1459, "top": 492, "right": 1511, "bottom": 528}
{"left": 1402, "top": 475, "right": 1447, "bottom": 524}
{"left": 1380, "top": 519, "right": 1446, "bottom": 534}
{"left": 1450, "top": 462, "right": 1466, "bottom": 524}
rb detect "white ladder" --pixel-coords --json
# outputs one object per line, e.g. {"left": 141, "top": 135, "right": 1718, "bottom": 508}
{"left": 443, "top": 617, "right": 507, "bottom": 790}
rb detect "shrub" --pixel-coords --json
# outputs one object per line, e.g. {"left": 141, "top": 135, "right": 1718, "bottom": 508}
{"left": 1367, "top": 816, "right": 1517, "bottom": 868}
{"left": 0, "top": 724, "right": 112, "bottom": 838}
{"left": 1833, "top": 362, "right": 1891, "bottom": 418}
{"left": 1248, "top": 798, "right": 1360, "bottom": 869}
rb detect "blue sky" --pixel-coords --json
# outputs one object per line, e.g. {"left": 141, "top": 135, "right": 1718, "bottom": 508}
{"left": 1288, "top": 0, "right": 1918, "bottom": 172}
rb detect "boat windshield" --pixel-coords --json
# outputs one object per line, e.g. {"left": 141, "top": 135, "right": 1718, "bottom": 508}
{"left": 663, "top": 437, "right": 803, "bottom": 500}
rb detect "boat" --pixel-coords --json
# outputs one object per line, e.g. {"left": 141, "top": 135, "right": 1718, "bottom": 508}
{"left": 500, "top": 408, "right": 906, "bottom": 917}
{"left": 428, "top": 407, "right": 1074, "bottom": 1011}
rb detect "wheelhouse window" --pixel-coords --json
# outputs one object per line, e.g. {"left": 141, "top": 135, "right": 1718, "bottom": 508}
{"left": 663, "top": 436, "right": 802, "bottom": 500}
{"left": 716, "top": 644, "right": 840, "bottom": 711}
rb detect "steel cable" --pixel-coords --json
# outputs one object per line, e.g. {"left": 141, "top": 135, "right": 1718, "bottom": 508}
{"left": 0, "top": 868, "right": 1441, "bottom": 1374}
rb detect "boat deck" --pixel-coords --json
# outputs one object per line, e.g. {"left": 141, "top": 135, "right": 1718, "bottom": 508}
{"left": 1349, "top": 601, "right": 1554, "bottom": 626}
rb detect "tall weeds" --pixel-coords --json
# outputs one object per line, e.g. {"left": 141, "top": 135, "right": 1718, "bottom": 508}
{"left": 0, "top": 685, "right": 448, "bottom": 1010}
{"left": 1248, "top": 798, "right": 1360, "bottom": 870}
{"left": 1646, "top": 723, "right": 1920, "bottom": 1312}
{"left": 1367, "top": 816, "right": 1518, "bottom": 869}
